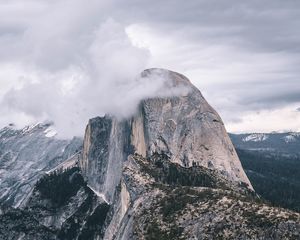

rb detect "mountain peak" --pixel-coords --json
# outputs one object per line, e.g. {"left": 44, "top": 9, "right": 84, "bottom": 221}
{"left": 141, "top": 68, "right": 192, "bottom": 88}
{"left": 80, "top": 70, "right": 253, "bottom": 203}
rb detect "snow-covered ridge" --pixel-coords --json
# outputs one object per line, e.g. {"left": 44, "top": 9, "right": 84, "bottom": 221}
{"left": 17, "top": 122, "right": 58, "bottom": 138}
{"left": 242, "top": 133, "right": 269, "bottom": 142}
{"left": 21, "top": 122, "right": 41, "bottom": 134}
{"left": 44, "top": 127, "right": 57, "bottom": 138}
{"left": 230, "top": 131, "right": 300, "bottom": 155}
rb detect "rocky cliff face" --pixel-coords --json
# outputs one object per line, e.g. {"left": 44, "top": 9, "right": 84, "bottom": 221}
{"left": 0, "top": 123, "right": 82, "bottom": 207}
{"left": 80, "top": 117, "right": 130, "bottom": 203}
{"left": 80, "top": 68, "right": 252, "bottom": 204}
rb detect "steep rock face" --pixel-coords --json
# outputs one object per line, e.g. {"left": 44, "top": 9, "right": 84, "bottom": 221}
{"left": 135, "top": 70, "right": 250, "bottom": 187}
{"left": 80, "top": 68, "right": 252, "bottom": 201}
{"left": 0, "top": 123, "right": 82, "bottom": 207}
{"left": 80, "top": 117, "right": 131, "bottom": 203}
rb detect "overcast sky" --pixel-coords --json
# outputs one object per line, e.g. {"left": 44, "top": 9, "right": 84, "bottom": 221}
{"left": 0, "top": 0, "right": 300, "bottom": 137}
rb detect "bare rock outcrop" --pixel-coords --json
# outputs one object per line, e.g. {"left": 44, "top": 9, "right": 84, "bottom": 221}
{"left": 80, "top": 68, "right": 252, "bottom": 203}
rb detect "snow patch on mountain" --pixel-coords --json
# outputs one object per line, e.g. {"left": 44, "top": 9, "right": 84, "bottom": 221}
{"left": 283, "top": 133, "right": 300, "bottom": 143}
{"left": 44, "top": 127, "right": 57, "bottom": 138}
{"left": 21, "top": 123, "right": 41, "bottom": 134}
{"left": 283, "top": 135, "right": 296, "bottom": 143}
{"left": 290, "top": 132, "right": 300, "bottom": 137}
{"left": 242, "top": 133, "right": 269, "bottom": 142}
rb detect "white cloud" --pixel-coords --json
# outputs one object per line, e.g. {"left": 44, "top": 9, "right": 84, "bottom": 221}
{"left": 0, "top": 17, "right": 189, "bottom": 138}
{"left": 0, "top": 18, "right": 150, "bottom": 138}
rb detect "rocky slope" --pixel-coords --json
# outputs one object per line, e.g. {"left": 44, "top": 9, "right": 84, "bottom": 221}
{"left": 1, "top": 153, "right": 299, "bottom": 239}
{"left": 104, "top": 153, "right": 300, "bottom": 239}
{"left": 0, "top": 167, "right": 109, "bottom": 240}
{"left": 0, "top": 123, "right": 82, "bottom": 207}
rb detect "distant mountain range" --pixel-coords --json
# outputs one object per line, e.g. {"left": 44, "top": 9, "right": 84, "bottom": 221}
{"left": 230, "top": 132, "right": 300, "bottom": 155}
{"left": 230, "top": 132, "right": 300, "bottom": 213}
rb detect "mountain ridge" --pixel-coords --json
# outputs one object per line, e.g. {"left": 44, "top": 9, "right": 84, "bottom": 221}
{"left": 230, "top": 132, "right": 300, "bottom": 155}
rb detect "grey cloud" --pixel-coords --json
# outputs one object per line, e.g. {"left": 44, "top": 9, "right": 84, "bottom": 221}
{"left": 117, "top": 0, "right": 300, "bottom": 49}
{"left": 202, "top": 77, "right": 300, "bottom": 124}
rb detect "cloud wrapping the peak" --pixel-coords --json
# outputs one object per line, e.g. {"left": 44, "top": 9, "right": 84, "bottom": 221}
{"left": 0, "top": 6, "right": 189, "bottom": 138}
{"left": 0, "top": 15, "right": 186, "bottom": 137}
{"left": 0, "top": 0, "right": 156, "bottom": 137}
